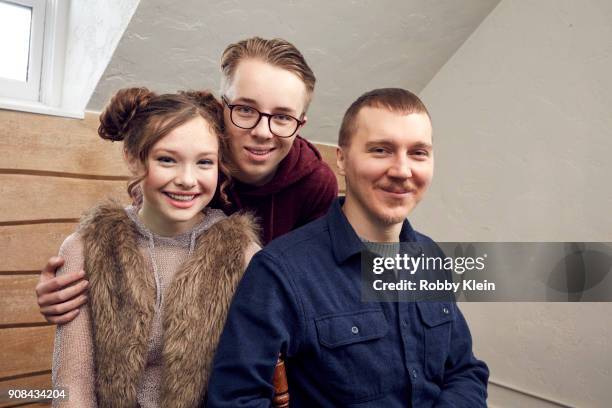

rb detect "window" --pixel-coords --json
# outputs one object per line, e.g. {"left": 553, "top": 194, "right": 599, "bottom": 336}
{"left": 0, "top": 0, "right": 46, "bottom": 101}
{"left": 0, "top": 2, "right": 31, "bottom": 82}
{"left": 0, "top": 0, "right": 69, "bottom": 115}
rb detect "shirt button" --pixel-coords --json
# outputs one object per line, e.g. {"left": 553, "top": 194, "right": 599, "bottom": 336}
{"left": 442, "top": 307, "right": 449, "bottom": 314}
{"left": 351, "top": 326, "right": 359, "bottom": 334}
{"left": 401, "top": 321, "right": 408, "bottom": 328}
{"left": 411, "top": 368, "right": 418, "bottom": 379}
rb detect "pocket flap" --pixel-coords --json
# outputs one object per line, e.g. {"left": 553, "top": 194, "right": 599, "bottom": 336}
{"left": 417, "top": 302, "right": 454, "bottom": 327}
{"left": 315, "top": 309, "right": 388, "bottom": 348}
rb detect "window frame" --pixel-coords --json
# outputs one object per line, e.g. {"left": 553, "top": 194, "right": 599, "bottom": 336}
{"left": 0, "top": 0, "right": 46, "bottom": 101}
{"left": 0, "top": 0, "right": 72, "bottom": 117}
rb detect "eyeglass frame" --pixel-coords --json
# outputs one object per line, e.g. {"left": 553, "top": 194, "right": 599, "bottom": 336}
{"left": 221, "top": 95, "right": 305, "bottom": 138}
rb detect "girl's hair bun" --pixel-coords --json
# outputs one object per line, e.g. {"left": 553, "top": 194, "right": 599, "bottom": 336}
{"left": 98, "top": 87, "right": 156, "bottom": 141}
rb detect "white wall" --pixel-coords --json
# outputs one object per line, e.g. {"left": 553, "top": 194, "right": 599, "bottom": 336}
{"left": 416, "top": 0, "right": 612, "bottom": 406}
{"left": 62, "top": 0, "right": 140, "bottom": 114}
{"left": 86, "top": 0, "right": 501, "bottom": 144}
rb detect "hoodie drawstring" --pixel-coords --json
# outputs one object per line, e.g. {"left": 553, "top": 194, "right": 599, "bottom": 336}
{"left": 189, "top": 230, "right": 197, "bottom": 256}
{"left": 145, "top": 231, "right": 162, "bottom": 309}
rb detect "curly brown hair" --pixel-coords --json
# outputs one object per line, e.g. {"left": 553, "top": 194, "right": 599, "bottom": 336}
{"left": 98, "top": 87, "right": 231, "bottom": 205}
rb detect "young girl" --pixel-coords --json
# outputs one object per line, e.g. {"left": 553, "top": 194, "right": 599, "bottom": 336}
{"left": 52, "top": 88, "right": 260, "bottom": 408}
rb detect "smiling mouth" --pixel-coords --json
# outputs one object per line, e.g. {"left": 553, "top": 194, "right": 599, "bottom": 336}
{"left": 379, "top": 186, "right": 414, "bottom": 195}
{"left": 163, "top": 192, "right": 200, "bottom": 202}
{"left": 245, "top": 147, "right": 275, "bottom": 156}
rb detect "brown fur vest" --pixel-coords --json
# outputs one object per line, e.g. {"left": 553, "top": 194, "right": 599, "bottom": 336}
{"left": 79, "top": 202, "right": 259, "bottom": 408}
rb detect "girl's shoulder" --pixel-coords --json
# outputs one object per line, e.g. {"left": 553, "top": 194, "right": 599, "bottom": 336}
{"left": 201, "top": 211, "right": 262, "bottom": 267}
{"left": 57, "top": 231, "right": 85, "bottom": 277}
{"left": 243, "top": 240, "right": 262, "bottom": 268}
{"left": 59, "top": 231, "right": 83, "bottom": 258}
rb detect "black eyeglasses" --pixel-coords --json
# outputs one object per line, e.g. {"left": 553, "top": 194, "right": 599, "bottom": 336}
{"left": 222, "top": 96, "right": 304, "bottom": 138}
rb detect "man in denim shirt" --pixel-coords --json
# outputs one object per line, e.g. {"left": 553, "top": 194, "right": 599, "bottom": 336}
{"left": 207, "top": 88, "right": 489, "bottom": 407}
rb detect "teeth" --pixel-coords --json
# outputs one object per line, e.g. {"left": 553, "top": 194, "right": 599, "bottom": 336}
{"left": 247, "top": 148, "right": 271, "bottom": 156}
{"left": 166, "top": 193, "right": 196, "bottom": 201}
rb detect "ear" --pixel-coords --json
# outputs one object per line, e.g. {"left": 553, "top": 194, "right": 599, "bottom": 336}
{"left": 336, "top": 146, "right": 346, "bottom": 176}
{"left": 299, "top": 115, "right": 308, "bottom": 129}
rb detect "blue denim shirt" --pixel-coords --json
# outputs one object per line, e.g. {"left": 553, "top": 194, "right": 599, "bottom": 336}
{"left": 207, "top": 198, "right": 488, "bottom": 407}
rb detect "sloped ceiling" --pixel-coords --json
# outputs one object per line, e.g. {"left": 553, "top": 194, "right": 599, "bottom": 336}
{"left": 87, "top": 0, "right": 501, "bottom": 143}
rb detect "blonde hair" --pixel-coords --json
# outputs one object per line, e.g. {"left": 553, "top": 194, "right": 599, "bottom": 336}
{"left": 220, "top": 37, "right": 316, "bottom": 109}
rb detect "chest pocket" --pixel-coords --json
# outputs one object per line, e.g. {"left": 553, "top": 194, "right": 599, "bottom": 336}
{"left": 316, "top": 309, "right": 388, "bottom": 347}
{"left": 417, "top": 302, "right": 454, "bottom": 382}
{"left": 314, "top": 309, "right": 396, "bottom": 404}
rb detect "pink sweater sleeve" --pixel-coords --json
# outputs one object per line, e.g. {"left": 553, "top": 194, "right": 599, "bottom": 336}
{"left": 52, "top": 233, "right": 97, "bottom": 408}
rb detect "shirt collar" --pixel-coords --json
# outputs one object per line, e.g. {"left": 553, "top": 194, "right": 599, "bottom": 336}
{"left": 327, "top": 197, "right": 419, "bottom": 264}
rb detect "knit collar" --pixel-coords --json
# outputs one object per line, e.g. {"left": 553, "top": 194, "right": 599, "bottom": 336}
{"left": 124, "top": 205, "right": 226, "bottom": 245}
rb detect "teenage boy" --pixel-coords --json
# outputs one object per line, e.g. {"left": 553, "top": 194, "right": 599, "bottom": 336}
{"left": 206, "top": 88, "right": 489, "bottom": 407}
{"left": 36, "top": 37, "right": 338, "bottom": 323}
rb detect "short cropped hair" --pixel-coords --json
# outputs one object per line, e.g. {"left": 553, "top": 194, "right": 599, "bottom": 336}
{"left": 220, "top": 37, "right": 316, "bottom": 109}
{"left": 338, "top": 88, "right": 430, "bottom": 147}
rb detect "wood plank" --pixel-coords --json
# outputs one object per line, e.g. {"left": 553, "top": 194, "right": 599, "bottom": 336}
{"left": 0, "top": 110, "right": 127, "bottom": 177}
{"left": 0, "top": 174, "right": 130, "bottom": 223}
{"left": 0, "top": 276, "right": 46, "bottom": 325}
{"left": 0, "top": 223, "right": 77, "bottom": 272}
{"left": 0, "top": 373, "right": 51, "bottom": 408}
{"left": 0, "top": 111, "right": 337, "bottom": 191}
{"left": 1, "top": 402, "right": 50, "bottom": 408}
{"left": 314, "top": 143, "right": 346, "bottom": 194}
{"left": 0, "top": 327, "right": 54, "bottom": 379}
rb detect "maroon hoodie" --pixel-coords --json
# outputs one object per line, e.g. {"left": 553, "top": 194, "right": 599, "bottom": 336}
{"left": 211, "top": 136, "right": 338, "bottom": 244}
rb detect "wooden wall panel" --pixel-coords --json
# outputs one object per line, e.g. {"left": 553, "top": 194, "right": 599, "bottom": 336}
{"left": 0, "top": 111, "right": 127, "bottom": 177}
{"left": 315, "top": 143, "right": 346, "bottom": 194}
{"left": 0, "top": 327, "right": 54, "bottom": 379}
{"left": 0, "top": 372, "right": 51, "bottom": 408}
{"left": 0, "top": 276, "right": 46, "bottom": 325}
{"left": 0, "top": 223, "right": 78, "bottom": 272}
{"left": 0, "top": 175, "right": 129, "bottom": 223}
{"left": 4, "top": 403, "right": 49, "bottom": 408}
{"left": 0, "top": 110, "right": 341, "bottom": 183}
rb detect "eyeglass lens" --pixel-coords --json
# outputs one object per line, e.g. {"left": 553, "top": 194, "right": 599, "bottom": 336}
{"left": 231, "top": 105, "right": 299, "bottom": 137}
